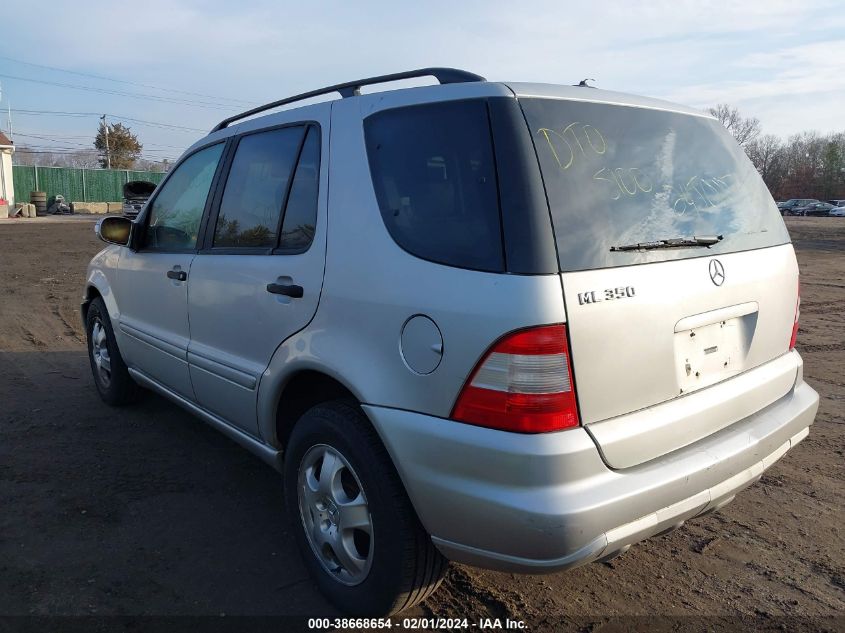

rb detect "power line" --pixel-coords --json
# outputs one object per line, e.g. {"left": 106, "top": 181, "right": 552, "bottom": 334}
{"left": 15, "top": 131, "right": 92, "bottom": 139}
{"left": 15, "top": 129, "right": 187, "bottom": 149}
{"left": 5, "top": 107, "right": 201, "bottom": 161}
{"left": 19, "top": 144, "right": 177, "bottom": 157}
{"left": 12, "top": 133, "right": 179, "bottom": 156}
{"left": 13, "top": 131, "right": 186, "bottom": 152}
{"left": 9, "top": 108, "right": 208, "bottom": 133}
{"left": 14, "top": 147, "right": 177, "bottom": 161}
{"left": 0, "top": 54, "right": 258, "bottom": 107}
{"left": 9, "top": 109, "right": 91, "bottom": 117}
{"left": 18, "top": 152, "right": 177, "bottom": 161}
{"left": 0, "top": 72, "right": 236, "bottom": 110}
{"left": 110, "top": 115, "right": 208, "bottom": 133}
{"left": 18, "top": 145, "right": 92, "bottom": 152}
{"left": 13, "top": 132, "right": 93, "bottom": 147}
{"left": 14, "top": 131, "right": 88, "bottom": 141}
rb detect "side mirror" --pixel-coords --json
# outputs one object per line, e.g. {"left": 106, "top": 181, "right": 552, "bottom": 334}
{"left": 95, "top": 216, "right": 133, "bottom": 246}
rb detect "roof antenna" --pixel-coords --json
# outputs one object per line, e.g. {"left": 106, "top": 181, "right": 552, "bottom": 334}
{"left": 575, "top": 78, "right": 596, "bottom": 88}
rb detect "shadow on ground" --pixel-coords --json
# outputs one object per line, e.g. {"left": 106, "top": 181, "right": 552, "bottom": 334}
{"left": 0, "top": 350, "right": 333, "bottom": 616}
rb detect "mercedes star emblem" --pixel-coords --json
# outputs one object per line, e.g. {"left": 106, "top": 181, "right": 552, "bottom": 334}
{"left": 709, "top": 259, "right": 725, "bottom": 286}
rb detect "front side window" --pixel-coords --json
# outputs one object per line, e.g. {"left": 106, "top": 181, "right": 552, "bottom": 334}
{"left": 364, "top": 100, "right": 504, "bottom": 272}
{"left": 213, "top": 126, "right": 304, "bottom": 248}
{"left": 143, "top": 143, "right": 224, "bottom": 251}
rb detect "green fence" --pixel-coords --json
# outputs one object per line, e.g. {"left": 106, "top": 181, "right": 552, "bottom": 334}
{"left": 12, "top": 166, "right": 166, "bottom": 204}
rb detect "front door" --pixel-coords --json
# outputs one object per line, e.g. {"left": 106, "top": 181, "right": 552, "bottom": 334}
{"left": 187, "top": 119, "right": 327, "bottom": 435}
{"left": 116, "top": 142, "right": 225, "bottom": 398}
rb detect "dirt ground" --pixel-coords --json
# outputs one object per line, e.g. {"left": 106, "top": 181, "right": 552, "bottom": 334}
{"left": 0, "top": 215, "right": 842, "bottom": 629}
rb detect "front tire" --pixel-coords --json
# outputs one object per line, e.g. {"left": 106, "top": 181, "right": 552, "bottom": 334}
{"left": 86, "top": 297, "right": 139, "bottom": 405}
{"left": 284, "top": 401, "right": 447, "bottom": 615}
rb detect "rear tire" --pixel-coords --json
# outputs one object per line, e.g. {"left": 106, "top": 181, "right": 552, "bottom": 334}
{"left": 284, "top": 400, "right": 447, "bottom": 615}
{"left": 86, "top": 297, "right": 139, "bottom": 406}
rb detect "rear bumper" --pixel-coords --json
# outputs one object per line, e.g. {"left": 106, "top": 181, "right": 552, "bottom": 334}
{"left": 363, "top": 367, "right": 818, "bottom": 573}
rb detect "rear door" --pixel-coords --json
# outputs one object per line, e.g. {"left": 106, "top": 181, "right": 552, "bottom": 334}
{"left": 186, "top": 118, "right": 327, "bottom": 436}
{"left": 518, "top": 95, "right": 799, "bottom": 466}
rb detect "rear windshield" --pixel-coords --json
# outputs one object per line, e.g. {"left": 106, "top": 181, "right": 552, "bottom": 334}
{"left": 521, "top": 98, "right": 790, "bottom": 271}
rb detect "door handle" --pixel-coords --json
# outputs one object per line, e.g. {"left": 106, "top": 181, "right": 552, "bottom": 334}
{"left": 166, "top": 269, "right": 187, "bottom": 282}
{"left": 266, "top": 282, "right": 303, "bottom": 298}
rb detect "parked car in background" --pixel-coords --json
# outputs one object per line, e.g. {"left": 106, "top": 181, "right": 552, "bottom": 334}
{"left": 779, "top": 199, "right": 819, "bottom": 215}
{"left": 830, "top": 206, "right": 845, "bottom": 217}
{"left": 122, "top": 181, "right": 157, "bottom": 219}
{"left": 827, "top": 199, "right": 845, "bottom": 208}
{"left": 796, "top": 201, "right": 835, "bottom": 216}
{"left": 82, "top": 68, "right": 818, "bottom": 616}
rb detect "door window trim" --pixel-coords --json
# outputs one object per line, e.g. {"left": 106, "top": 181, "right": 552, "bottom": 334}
{"left": 197, "top": 121, "right": 321, "bottom": 256}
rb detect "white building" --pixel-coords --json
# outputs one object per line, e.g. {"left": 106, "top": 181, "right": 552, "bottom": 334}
{"left": 0, "top": 131, "right": 13, "bottom": 207}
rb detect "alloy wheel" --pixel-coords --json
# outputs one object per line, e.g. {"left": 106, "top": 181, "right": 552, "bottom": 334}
{"left": 297, "top": 443, "right": 374, "bottom": 586}
{"left": 90, "top": 319, "right": 112, "bottom": 388}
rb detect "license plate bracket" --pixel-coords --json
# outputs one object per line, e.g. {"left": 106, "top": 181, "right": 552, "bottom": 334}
{"left": 675, "top": 318, "right": 744, "bottom": 393}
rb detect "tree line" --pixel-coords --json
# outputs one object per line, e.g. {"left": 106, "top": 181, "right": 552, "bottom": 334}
{"left": 13, "top": 148, "right": 167, "bottom": 172}
{"left": 708, "top": 104, "right": 844, "bottom": 201}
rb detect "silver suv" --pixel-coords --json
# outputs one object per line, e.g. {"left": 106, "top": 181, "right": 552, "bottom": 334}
{"left": 84, "top": 68, "right": 819, "bottom": 615}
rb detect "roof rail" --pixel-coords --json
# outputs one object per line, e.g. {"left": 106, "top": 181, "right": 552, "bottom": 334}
{"left": 210, "top": 67, "right": 486, "bottom": 132}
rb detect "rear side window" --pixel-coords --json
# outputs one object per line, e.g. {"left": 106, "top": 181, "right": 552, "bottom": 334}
{"left": 214, "top": 126, "right": 304, "bottom": 248}
{"left": 364, "top": 100, "right": 504, "bottom": 272}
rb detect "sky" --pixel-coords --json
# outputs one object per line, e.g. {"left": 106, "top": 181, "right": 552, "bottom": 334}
{"left": 1, "top": 0, "right": 843, "bottom": 163}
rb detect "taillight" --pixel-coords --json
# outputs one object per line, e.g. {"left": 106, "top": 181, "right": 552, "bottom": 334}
{"left": 789, "top": 280, "right": 800, "bottom": 350}
{"left": 451, "top": 324, "right": 580, "bottom": 433}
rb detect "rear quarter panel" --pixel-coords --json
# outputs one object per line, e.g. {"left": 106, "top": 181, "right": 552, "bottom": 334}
{"left": 257, "top": 88, "right": 567, "bottom": 444}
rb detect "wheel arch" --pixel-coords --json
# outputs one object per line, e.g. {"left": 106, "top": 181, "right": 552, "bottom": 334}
{"left": 81, "top": 284, "right": 103, "bottom": 324}
{"left": 259, "top": 360, "right": 368, "bottom": 453}
{"left": 81, "top": 251, "right": 125, "bottom": 356}
{"left": 82, "top": 269, "right": 119, "bottom": 326}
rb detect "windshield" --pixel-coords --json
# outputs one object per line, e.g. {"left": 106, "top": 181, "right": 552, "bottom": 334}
{"left": 520, "top": 98, "right": 790, "bottom": 271}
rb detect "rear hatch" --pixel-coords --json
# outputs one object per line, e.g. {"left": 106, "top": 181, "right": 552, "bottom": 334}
{"left": 516, "top": 89, "right": 799, "bottom": 467}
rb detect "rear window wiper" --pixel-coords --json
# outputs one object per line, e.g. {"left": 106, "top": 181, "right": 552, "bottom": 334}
{"left": 610, "top": 235, "right": 723, "bottom": 252}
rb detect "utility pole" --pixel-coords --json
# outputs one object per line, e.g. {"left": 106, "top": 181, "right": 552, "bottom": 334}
{"left": 0, "top": 80, "right": 10, "bottom": 140}
{"left": 100, "top": 114, "right": 111, "bottom": 169}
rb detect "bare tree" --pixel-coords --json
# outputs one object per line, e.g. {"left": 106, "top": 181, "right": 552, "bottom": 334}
{"left": 12, "top": 147, "right": 99, "bottom": 169}
{"left": 65, "top": 150, "right": 100, "bottom": 169}
{"left": 11, "top": 146, "right": 39, "bottom": 166}
{"left": 134, "top": 158, "right": 167, "bottom": 173}
{"left": 745, "top": 134, "right": 786, "bottom": 197}
{"left": 16, "top": 149, "right": 65, "bottom": 167}
{"left": 708, "top": 104, "right": 761, "bottom": 146}
{"left": 780, "top": 132, "right": 825, "bottom": 199}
